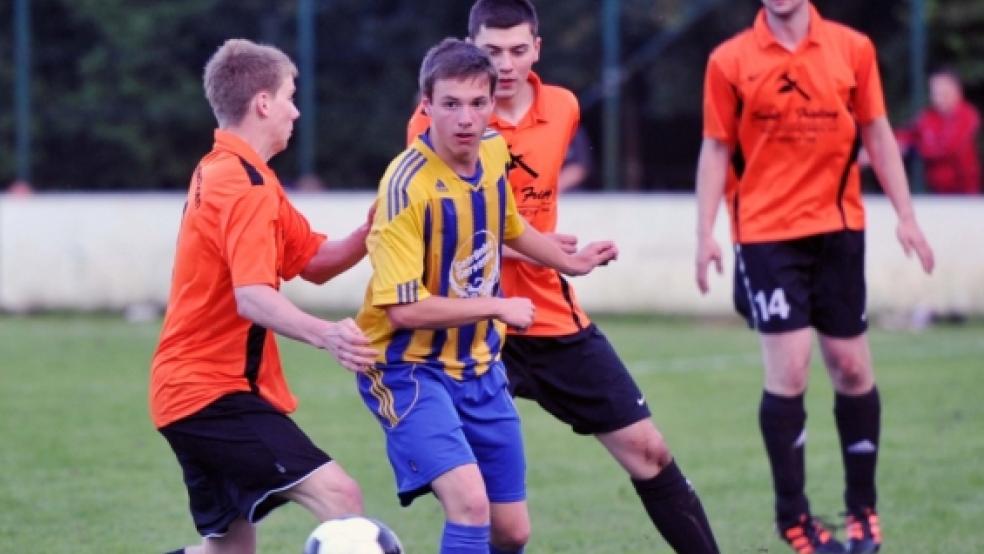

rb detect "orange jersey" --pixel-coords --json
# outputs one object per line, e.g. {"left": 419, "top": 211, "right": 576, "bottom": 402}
{"left": 407, "top": 72, "right": 589, "bottom": 336}
{"left": 702, "top": 5, "right": 886, "bottom": 243}
{"left": 149, "top": 130, "right": 326, "bottom": 428}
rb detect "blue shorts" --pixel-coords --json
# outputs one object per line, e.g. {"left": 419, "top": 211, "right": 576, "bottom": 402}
{"left": 357, "top": 361, "right": 526, "bottom": 506}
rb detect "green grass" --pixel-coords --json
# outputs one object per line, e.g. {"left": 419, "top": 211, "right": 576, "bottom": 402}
{"left": 1, "top": 314, "right": 982, "bottom": 553}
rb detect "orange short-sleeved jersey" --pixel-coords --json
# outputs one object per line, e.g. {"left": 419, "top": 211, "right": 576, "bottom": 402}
{"left": 149, "top": 130, "right": 326, "bottom": 428}
{"left": 703, "top": 5, "right": 886, "bottom": 243}
{"left": 407, "top": 72, "right": 589, "bottom": 336}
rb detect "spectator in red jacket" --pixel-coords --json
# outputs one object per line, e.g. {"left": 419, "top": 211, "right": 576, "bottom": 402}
{"left": 898, "top": 69, "right": 981, "bottom": 194}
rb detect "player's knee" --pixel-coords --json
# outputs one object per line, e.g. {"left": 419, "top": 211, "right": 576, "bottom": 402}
{"left": 492, "top": 520, "right": 531, "bottom": 551}
{"left": 771, "top": 367, "right": 809, "bottom": 394}
{"left": 445, "top": 489, "right": 491, "bottom": 525}
{"left": 332, "top": 472, "right": 364, "bottom": 514}
{"left": 786, "top": 373, "right": 809, "bottom": 393}
{"left": 765, "top": 356, "right": 811, "bottom": 394}
{"left": 303, "top": 468, "right": 364, "bottom": 516}
{"left": 642, "top": 433, "right": 672, "bottom": 470}
{"left": 610, "top": 422, "right": 673, "bottom": 476}
{"left": 827, "top": 353, "right": 872, "bottom": 392}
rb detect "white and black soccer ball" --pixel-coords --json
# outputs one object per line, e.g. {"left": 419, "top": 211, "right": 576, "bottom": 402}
{"left": 303, "top": 516, "right": 404, "bottom": 554}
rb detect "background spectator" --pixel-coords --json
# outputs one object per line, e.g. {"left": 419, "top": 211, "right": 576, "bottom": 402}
{"left": 6, "top": 180, "right": 34, "bottom": 196}
{"left": 558, "top": 129, "right": 593, "bottom": 192}
{"left": 897, "top": 69, "right": 981, "bottom": 194}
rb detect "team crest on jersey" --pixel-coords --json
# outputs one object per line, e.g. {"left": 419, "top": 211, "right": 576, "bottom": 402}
{"left": 449, "top": 230, "right": 499, "bottom": 298}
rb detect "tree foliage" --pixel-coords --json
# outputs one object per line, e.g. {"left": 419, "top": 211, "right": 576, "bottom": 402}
{"left": 1, "top": 0, "right": 981, "bottom": 191}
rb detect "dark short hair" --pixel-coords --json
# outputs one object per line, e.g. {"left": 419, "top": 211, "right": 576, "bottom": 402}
{"left": 419, "top": 38, "right": 498, "bottom": 100}
{"left": 467, "top": 0, "right": 538, "bottom": 38}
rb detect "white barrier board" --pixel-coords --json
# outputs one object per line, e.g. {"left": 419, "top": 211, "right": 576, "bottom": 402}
{"left": 0, "top": 193, "right": 977, "bottom": 315}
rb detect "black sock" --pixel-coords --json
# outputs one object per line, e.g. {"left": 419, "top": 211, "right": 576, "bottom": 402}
{"left": 835, "top": 386, "right": 880, "bottom": 513}
{"left": 760, "top": 391, "right": 810, "bottom": 528}
{"left": 163, "top": 550, "right": 185, "bottom": 554}
{"left": 632, "top": 460, "right": 720, "bottom": 554}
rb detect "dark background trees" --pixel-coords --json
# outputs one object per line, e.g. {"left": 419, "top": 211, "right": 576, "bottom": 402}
{"left": 1, "top": 0, "right": 982, "bottom": 191}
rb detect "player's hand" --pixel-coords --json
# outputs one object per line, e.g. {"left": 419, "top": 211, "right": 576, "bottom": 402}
{"left": 565, "top": 241, "right": 618, "bottom": 275}
{"left": 896, "top": 217, "right": 935, "bottom": 274}
{"left": 496, "top": 297, "right": 535, "bottom": 330}
{"left": 696, "top": 235, "right": 723, "bottom": 294}
{"left": 354, "top": 200, "right": 378, "bottom": 241}
{"left": 364, "top": 200, "right": 378, "bottom": 228}
{"left": 319, "top": 318, "right": 378, "bottom": 373}
{"left": 547, "top": 232, "right": 578, "bottom": 254}
{"left": 348, "top": 200, "right": 378, "bottom": 252}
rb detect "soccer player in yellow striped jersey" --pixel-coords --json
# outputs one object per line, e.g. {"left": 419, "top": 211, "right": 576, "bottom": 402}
{"left": 356, "top": 127, "right": 520, "bottom": 380}
{"left": 356, "top": 38, "right": 617, "bottom": 554}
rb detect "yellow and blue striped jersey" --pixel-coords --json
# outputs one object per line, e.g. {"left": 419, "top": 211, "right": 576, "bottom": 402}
{"left": 357, "top": 130, "right": 526, "bottom": 380}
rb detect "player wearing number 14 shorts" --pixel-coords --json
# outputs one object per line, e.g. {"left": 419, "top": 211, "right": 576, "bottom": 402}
{"left": 694, "top": 1, "right": 935, "bottom": 553}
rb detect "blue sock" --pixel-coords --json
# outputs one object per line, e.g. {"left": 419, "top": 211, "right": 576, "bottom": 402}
{"left": 441, "top": 521, "right": 490, "bottom": 554}
{"left": 489, "top": 544, "right": 525, "bottom": 554}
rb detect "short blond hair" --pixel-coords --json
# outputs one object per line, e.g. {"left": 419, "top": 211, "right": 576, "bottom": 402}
{"left": 203, "top": 38, "right": 297, "bottom": 127}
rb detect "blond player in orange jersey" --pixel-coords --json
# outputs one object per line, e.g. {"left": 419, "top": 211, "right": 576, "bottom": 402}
{"left": 151, "top": 39, "right": 377, "bottom": 554}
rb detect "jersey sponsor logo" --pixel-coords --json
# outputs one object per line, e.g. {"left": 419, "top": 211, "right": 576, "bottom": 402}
{"left": 508, "top": 151, "right": 540, "bottom": 178}
{"left": 753, "top": 107, "right": 782, "bottom": 122}
{"left": 520, "top": 186, "right": 553, "bottom": 202}
{"left": 777, "top": 72, "right": 811, "bottom": 100}
{"left": 747, "top": 73, "right": 844, "bottom": 145}
{"left": 797, "top": 107, "right": 839, "bottom": 120}
{"left": 450, "top": 230, "right": 499, "bottom": 299}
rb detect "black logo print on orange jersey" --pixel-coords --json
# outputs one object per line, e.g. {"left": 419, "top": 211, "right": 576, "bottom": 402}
{"left": 778, "top": 73, "right": 811, "bottom": 101}
{"left": 508, "top": 151, "right": 540, "bottom": 179}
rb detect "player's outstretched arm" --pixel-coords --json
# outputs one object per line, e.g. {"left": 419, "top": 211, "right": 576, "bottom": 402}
{"left": 695, "top": 137, "right": 730, "bottom": 294}
{"left": 234, "top": 284, "right": 377, "bottom": 373}
{"left": 301, "top": 202, "right": 376, "bottom": 284}
{"left": 386, "top": 296, "right": 534, "bottom": 331}
{"left": 502, "top": 232, "right": 578, "bottom": 265}
{"left": 861, "top": 117, "right": 936, "bottom": 274}
{"left": 505, "top": 224, "right": 616, "bottom": 277}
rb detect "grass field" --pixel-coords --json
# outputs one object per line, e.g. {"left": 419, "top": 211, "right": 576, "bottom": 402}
{"left": 1, "top": 314, "right": 982, "bottom": 553}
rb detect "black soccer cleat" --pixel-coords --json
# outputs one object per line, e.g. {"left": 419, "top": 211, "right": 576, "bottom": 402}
{"left": 780, "top": 514, "right": 846, "bottom": 554}
{"left": 844, "top": 508, "right": 881, "bottom": 553}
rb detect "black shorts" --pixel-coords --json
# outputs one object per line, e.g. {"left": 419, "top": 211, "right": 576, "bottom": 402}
{"left": 733, "top": 230, "right": 867, "bottom": 337}
{"left": 502, "top": 324, "right": 651, "bottom": 435}
{"left": 159, "top": 392, "right": 332, "bottom": 537}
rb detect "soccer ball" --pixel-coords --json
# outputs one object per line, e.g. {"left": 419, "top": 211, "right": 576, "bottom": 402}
{"left": 303, "top": 516, "right": 404, "bottom": 554}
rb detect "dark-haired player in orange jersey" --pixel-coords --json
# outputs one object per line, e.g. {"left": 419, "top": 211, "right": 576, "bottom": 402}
{"left": 696, "top": 1, "right": 934, "bottom": 553}
{"left": 151, "top": 39, "right": 377, "bottom": 554}
{"left": 407, "top": 2, "right": 719, "bottom": 552}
